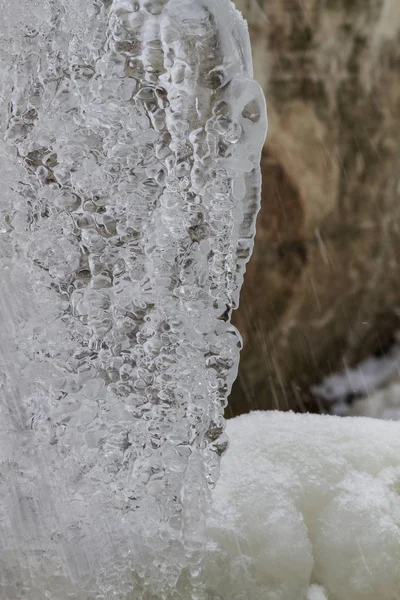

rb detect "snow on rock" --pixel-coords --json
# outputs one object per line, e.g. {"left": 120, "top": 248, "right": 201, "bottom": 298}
{"left": 312, "top": 334, "right": 400, "bottom": 420}
{"left": 307, "top": 585, "right": 329, "bottom": 600}
{"left": 312, "top": 333, "right": 400, "bottom": 415}
{"left": 205, "top": 411, "right": 400, "bottom": 600}
{"left": 346, "top": 382, "right": 400, "bottom": 420}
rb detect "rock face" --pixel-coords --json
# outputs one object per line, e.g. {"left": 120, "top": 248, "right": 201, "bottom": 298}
{"left": 229, "top": 0, "right": 400, "bottom": 416}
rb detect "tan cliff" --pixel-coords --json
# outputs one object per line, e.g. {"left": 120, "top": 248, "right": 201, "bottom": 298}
{"left": 229, "top": 0, "right": 400, "bottom": 415}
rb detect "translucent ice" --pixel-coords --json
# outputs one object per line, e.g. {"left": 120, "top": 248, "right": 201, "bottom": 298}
{"left": 0, "top": 0, "right": 266, "bottom": 598}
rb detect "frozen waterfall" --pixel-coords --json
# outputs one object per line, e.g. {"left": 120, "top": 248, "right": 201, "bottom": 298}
{"left": 0, "top": 0, "right": 266, "bottom": 598}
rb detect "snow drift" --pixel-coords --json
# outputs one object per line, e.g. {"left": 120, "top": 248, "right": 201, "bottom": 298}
{"left": 205, "top": 411, "right": 400, "bottom": 600}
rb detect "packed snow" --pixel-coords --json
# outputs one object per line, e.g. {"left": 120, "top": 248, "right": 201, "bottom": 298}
{"left": 205, "top": 411, "right": 400, "bottom": 600}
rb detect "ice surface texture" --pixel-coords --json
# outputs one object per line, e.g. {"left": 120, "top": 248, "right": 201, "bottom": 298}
{"left": 0, "top": 0, "right": 266, "bottom": 598}
{"left": 207, "top": 411, "right": 400, "bottom": 600}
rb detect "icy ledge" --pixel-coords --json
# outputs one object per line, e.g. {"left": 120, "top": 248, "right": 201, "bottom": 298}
{"left": 205, "top": 411, "right": 400, "bottom": 600}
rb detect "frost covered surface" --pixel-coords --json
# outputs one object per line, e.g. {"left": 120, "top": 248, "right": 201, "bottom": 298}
{"left": 206, "top": 411, "right": 400, "bottom": 600}
{"left": 0, "top": 0, "right": 266, "bottom": 597}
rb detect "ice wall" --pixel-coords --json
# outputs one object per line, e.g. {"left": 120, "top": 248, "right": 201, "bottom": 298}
{"left": 0, "top": 0, "right": 266, "bottom": 598}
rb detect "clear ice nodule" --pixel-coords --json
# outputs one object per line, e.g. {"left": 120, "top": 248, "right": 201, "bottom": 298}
{"left": 0, "top": 0, "right": 267, "bottom": 597}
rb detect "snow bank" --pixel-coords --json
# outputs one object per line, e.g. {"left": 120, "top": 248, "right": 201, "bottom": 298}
{"left": 205, "top": 411, "right": 400, "bottom": 600}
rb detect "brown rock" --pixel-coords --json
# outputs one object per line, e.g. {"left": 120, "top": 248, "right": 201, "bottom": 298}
{"left": 229, "top": 0, "right": 400, "bottom": 417}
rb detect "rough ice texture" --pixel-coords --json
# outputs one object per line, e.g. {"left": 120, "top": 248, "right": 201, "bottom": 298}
{"left": 205, "top": 411, "right": 400, "bottom": 600}
{"left": 0, "top": 0, "right": 266, "bottom": 598}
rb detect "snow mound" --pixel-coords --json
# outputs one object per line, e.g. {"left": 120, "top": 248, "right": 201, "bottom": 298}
{"left": 205, "top": 411, "right": 400, "bottom": 600}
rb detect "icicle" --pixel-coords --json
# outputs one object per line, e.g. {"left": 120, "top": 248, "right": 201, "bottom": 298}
{"left": 0, "top": 0, "right": 266, "bottom": 597}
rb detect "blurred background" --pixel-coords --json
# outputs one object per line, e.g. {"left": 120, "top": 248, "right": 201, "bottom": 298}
{"left": 228, "top": 0, "right": 400, "bottom": 420}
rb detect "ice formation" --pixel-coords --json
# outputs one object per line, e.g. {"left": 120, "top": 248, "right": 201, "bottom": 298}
{"left": 0, "top": 0, "right": 266, "bottom": 598}
{"left": 206, "top": 411, "right": 400, "bottom": 600}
